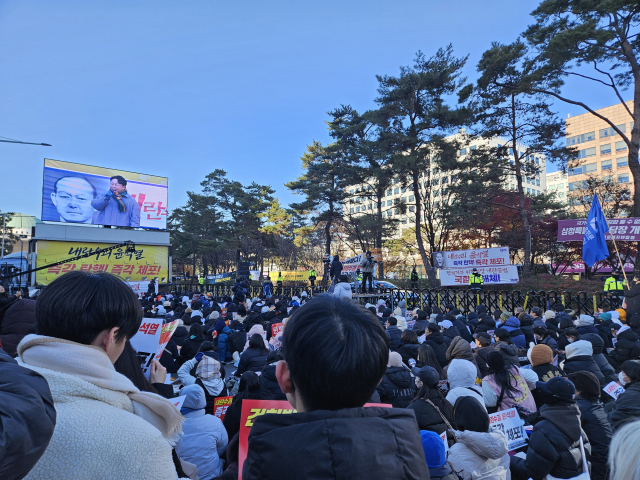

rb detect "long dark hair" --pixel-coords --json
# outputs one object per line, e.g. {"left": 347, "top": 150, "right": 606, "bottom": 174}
{"left": 114, "top": 340, "right": 158, "bottom": 394}
{"left": 189, "top": 323, "right": 203, "bottom": 339}
{"left": 490, "top": 365, "right": 521, "bottom": 400}
{"left": 249, "top": 333, "right": 268, "bottom": 353}
{"left": 416, "top": 344, "right": 446, "bottom": 380}
{"left": 414, "top": 383, "right": 453, "bottom": 419}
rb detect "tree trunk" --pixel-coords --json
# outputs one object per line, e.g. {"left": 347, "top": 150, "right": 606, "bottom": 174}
{"left": 377, "top": 188, "right": 384, "bottom": 278}
{"left": 325, "top": 209, "right": 333, "bottom": 255}
{"left": 413, "top": 166, "right": 438, "bottom": 286}
{"left": 511, "top": 94, "right": 531, "bottom": 276}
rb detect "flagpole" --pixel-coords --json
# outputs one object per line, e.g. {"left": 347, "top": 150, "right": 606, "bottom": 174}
{"left": 602, "top": 215, "right": 630, "bottom": 288}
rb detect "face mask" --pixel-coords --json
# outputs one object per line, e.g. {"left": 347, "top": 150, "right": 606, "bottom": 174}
{"left": 568, "top": 338, "right": 575, "bottom": 343}
{"left": 619, "top": 372, "right": 627, "bottom": 385}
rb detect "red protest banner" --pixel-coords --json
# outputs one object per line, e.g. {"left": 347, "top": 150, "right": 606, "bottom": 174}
{"left": 271, "top": 322, "right": 284, "bottom": 338}
{"left": 237, "top": 400, "right": 391, "bottom": 479}
{"left": 213, "top": 396, "right": 233, "bottom": 422}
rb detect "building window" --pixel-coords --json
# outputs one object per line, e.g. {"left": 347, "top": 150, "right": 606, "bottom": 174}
{"left": 409, "top": 195, "right": 415, "bottom": 201}
{"left": 536, "top": 179, "right": 540, "bottom": 186}
{"left": 578, "top": 147, "right": 596, "bottom": 158}
{"left": 394, "top": 178, "right": 399, "bottom": 184}
{"left": 618, "top": 174, "right": 629, "bottom": 184}
{"left": 394, "top": 188, "right": 399, "bottom": 195}
{"left": 401, "top": 187, "right": 407, "bottom": 193}
{"left": 599, "top": 124, "right": 626, "bottom": 138}
{"left": 567, "top": 131, "right": 595, "bottom": 145}
{"left": 535, "top": 157, "right": 540, "bottom": 164}
{"left": 401, "top": 197, "right": 406, "bottom": 203}
{"left": 470, "top": 145, "right": 477, "bottom": 151}
{"left": 433, "top": 190, "right": 440, "bottom": 197}
{"left": 559, "top": 192, "right": 565, "bottom": 198}
{"left": 432, "top": 178, "right": 439, "bottom": 185}
{"left": 409, "top": 206, "right": 415, "bottom": 212}
{"left": 616, "top": 140, "right": 627, "bottom": 152}
{"left": 601, "top": 143, "right": 612, "bottom": 155}
{"left": 394, "top": 208, "right": 399, "bottom": 214}
{"left": 601, "top": 159, "right": 612, "bottom": 170}
{"left": 356, "top": 207, "right": 360, "bottom": 212}
{"left": 585, "top": 163, "right": 596, "bottom": 173}
{"left": 459, "top": 148, "right": 467, "bottom": 155}
{"left": 603, "top": 176, "right": 613, "bottom": 184}
{"left": 387, "top": 200, "right": 392, "bottom": 206}
{"left": 350, "top": 208, "right": 354, "bottom": 213}
{"left": 386, "top": 189, "right": 392, "bottom": 196}
{"left": 401, "top": 218, "right": 407, "bottom": 224}
{"left": 617, "top": 157, "right": 628, "bottom": 168}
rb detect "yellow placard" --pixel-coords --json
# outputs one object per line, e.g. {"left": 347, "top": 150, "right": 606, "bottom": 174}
{"left": 35, "top": 240, "right": 169, "bottom": 285}
{"left": 268, "top": 271, "right": 308, "bottom": 282}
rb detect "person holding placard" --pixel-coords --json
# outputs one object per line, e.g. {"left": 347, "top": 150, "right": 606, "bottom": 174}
{"left": 607, "top": 359, "right": 640, "bottom": 431}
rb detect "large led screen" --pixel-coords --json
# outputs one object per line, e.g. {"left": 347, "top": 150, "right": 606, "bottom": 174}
{"left": 41, "top": 159, "right": 168, "bottom": 230}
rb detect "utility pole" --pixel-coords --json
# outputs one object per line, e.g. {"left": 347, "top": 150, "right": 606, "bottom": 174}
{"left": 1, "top": 212, "right": 6, "bottom": 259}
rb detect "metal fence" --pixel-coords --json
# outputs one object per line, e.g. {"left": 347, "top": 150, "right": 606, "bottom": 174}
{"left": 166, "top": 284, "right": 621, "bottom": 314}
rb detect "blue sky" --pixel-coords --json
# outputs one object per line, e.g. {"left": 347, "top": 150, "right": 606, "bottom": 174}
{"left": 0, "top": 1, "right": 624, "bottom": 218}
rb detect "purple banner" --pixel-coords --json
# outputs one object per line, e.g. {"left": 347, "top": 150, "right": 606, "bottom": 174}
{"left": 558, "top": 218, "right": 640, "bottom": 242}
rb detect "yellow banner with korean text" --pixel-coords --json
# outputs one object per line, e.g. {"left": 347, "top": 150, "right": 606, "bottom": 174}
{"left": 35, "top": 240, "right": 169, "bottom": 285}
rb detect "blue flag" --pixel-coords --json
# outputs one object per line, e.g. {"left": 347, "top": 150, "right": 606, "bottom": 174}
{"left": 582, "top": 194, "right": 610, "bottom": 267}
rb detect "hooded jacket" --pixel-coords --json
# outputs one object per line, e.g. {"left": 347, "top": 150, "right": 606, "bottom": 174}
{"left": 0, "top": 298, "right": 35, "bottom": 357}
{"left": 412, "top": 319, "right": 429, "bottom": 336}
{"left": 386, "top": 325, "right": 402, "bottom": 351}
{"left": 610, "top": 326, "right": 640, "bottom": 366}
{"left": 175, "top": 384, "right": 228, "bottom": 480}
{"left": 329, "top": 258, "right": 343, "bottom": 278}
{"left": 171, "top": 326, "right": 189, "bottom": 346}
{"left": 445, "top": 359, "right": 484, "bottom": 411}
{"left": 425, "top": 330, "right": 449, "bottom": 367}
{"left": 539, "top": 334, "right": 558, "bottom": 353}
{"left": 452, "top": 317, "right": 473, "bottom": 342}
{"left": 501, "top": 317, "right": 526, "bottom": 349}
{"left": 332, "top": 282, "right": 353, "bottom": 300}
{"left": 445, "top": 337, "right": 481, "bottom": 378}
{"left": 580, "top": 333, "right": 617, "bottom": 384}
{"left": 17, "top": 335, "right": 183, "bottom": 480}
{"left": 441, "top": 325, "right": 461, "bottom": 346}
{"left": 397, "top": 342, "right": 420, "bottom": 365}
{"left": 0, "top": 348, "right": 56, "bottom": 480}
{"left": 575, "top": 315, "right": 599, "bottom": 336}
{"left": 575, "top": 395, "right": 611, "bottom": 479}
{"left": 492, "top": 341, "right": 520, "bottom": 366}
{"left": 243, "top": 407, "right": 430, "bottom": 480}
{"left": 510, "top": 403, "right": 590, "bottom": 480}
{"left": 474, "top": 316, "right": 496, "bottom": 335}
{"left": 562, "top": 340, "right": 606, "bottom": 388}
{"left": 609, "top": 381, "right": 640, "bottom": 431}
{"left": 217, "top": 325, "right": 232, "bottom": 362}
{"left": 447, "top": 429, "right": 510, "bottom": 480}
{"left": 237, "top": 347, "right": 269, "bottom": 376}
{"left": 376, "top": 366, "right": 417, "bottom": 408}
{"left": 519, "top": 314, "right": 535, "bottom": 345}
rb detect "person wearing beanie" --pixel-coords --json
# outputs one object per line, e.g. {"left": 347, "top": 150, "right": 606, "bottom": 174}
{"left": 407, "top": 365, "right": 454, "bottom": 434}
{"left": 175, "top": 384, "right": 229, "bottom": 480}
{"left": 511, "top": 377, "right": 590, "bottom": 480}
{"left": 562, "top": 340, "right": 606, "bottom": 389}
{"left": 529, "top": 344, "right": 564, "bottom": 383}
{"left": 448, "top": 397, "right": 510, "bottom": 480}
{"left": 398, "top": 299, "right": 407, "bottom": 317}
{"left": 519, "top": 313, "right": 535, "bottom": 345}
{"left": 482, "top": 351, "right": 537, "bottom": 413}
{"left": 498, "top": 311, "right": 510, "bottom": 326}
{"left": 419, "top": 430, "right": 458, "bottom": 480}
{"left": 615, "top": 308, "right": 627, "bottom": 324}
{"left": 376, "top": 352, "right": 416, "bottom": 408}
{"left": 568, "top": 371, "right": 612, "bottom": 480}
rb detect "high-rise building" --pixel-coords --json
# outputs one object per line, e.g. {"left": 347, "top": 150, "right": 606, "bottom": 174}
{"left": 565, "top": 101, "right": 633, "bottom": 211}
{"left": 546, "top": 171, "right": 568, "bottom": 204}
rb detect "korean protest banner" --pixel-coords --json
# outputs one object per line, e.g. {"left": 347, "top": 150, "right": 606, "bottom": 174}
{"left": 129, "top": 319, "right": 163, "bottom": 379}
{"left": 489, "top": 408, "right": 527, "bottom": 451}
{"left": 213, "top": 396, "right": 233, "bottom": 422}
{"left": 438, "top": 266, "right": 519, "bottom": 286}
{"left": 127, "top": 281, "right": 154, "bottom": 296}
{"left": 603, "top": 381, "right": 625, "bottom": 400}
{"left": 558, "top": 218, "right": 640, "bottom": 242}
{"left": 35, "top": 240, "right": 169, "bottom": 286}
{"left": 268, "top": 271, "right": 309, "bottom": 282}
{"left": 432, "top": 247, "right": 510, "bottom": 269}
{"left": 206, "top": 272, "right": 234, "bottom": 284}
{"left": 238, "top": 400, "right": 391, "bottom": 478}
{"left": 342, "top": 252, "right": 377, "bottom": 275}
{"left": 156, "top": 321, "right": 179, "bottom": 358}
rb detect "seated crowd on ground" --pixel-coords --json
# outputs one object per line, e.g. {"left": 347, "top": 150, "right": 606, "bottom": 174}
{"left": 2, "top": 273, "right": 640, "bottom": 480}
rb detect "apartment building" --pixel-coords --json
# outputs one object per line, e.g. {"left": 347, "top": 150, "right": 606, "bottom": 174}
{"left": 347, "top": 136, "right": 547, "bottom": 237}
{"left": 566, "top": 101, "right": 633, "bottom": 209}
{"left": 546, "top": 171, "right": 568, "bottom": 204}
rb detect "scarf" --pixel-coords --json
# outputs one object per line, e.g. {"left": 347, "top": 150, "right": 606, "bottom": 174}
{"left": 17, "top": 335, "right": 183, "bottom": 443}
{"left": 111, "top": 190, "right": 128, "bottom": 213}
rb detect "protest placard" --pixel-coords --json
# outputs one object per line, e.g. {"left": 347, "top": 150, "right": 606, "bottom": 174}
{"left": 270, "top": 323, "right": 284, "bottom": 349}
{"left": 238, "top": 400, "right": 391, "bottom": 479}
{"left": 172, "top": 395, "right": 186, "bottom": 411}
{"left": 130, "top": 319, "right": 163, "bottom": 378}
{"left": 213, "top": 396, "right": 233, "bottom": 422}
{"left": 489, "top": 408, "right": 527, "bottom": 451}
{"left": 156, "top": 320, "right": 179, "bottom": 358}
{"left": 439, "top": 431, "right": 448, "bottom": 454}
{"left": 603, "top": 381, "right": 625, "bottom": 400}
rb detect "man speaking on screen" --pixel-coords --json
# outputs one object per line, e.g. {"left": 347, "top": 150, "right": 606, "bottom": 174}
{"left": 91, "top": 175, "right": 141, "bottom": 227}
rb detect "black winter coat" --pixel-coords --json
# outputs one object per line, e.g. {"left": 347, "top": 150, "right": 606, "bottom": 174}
{"left": 425, "top": 331, "right": 448, "bottom": 367}
{"left": 0, "top": 299, "right": 35, "bottom": 357}
{"left": 545, "top": 319, "right": 560, "bottom": 340}
{"left": 377, "top": 366, "right": 417, "bottom": 408}
{"left": 171, "top": 326, "right": 188, "bottom": 346}
{"left": 412, "top": 319, "right": 429, "bottom": 335}
{"left": 243, "top": 407, "right": 430, "bottom": 480}
{"left": 562, "top": 355, "right": 606, "bottom": 388}
{"left": 386, "top": 325, "right": 402, "bottom": 351}
{"left": 474, "top": 346, "right": 493, "bottom": 378}
{"left": 0, "top": 348, "right": 56, "bottom": 480}
{"left": 609, "top": 381, "right": 640, "bottom": 430}
{"left": 624, "top": 282, "right": 640, "bottom": 319}
{"left": 576, "top": 395, "right": 611, "bottom": 480}
{"left": 474, "top": 317, "right": 496, "bottom": 335}
{"left": 397, "top": 343, "right": 420, "bottom": 365}
{"left": 179, "top": 335, "right": 204, "bottom": 363}
{"left": 610, "top": 328, "right": 640, "bottom": 366}
{"left": 260, "top": 363, "right": 286, "bottom": 400}
{"left": 510, "top": 404, "right": 590, "bottom": 480}
{"left": 452, "top": 319, "right": 473, "bottom": 342}
{"left": 442, "top": 326, "right": 461, "bottom": 345}
{"left": 237, "top": 348, "right": 269, "bottom": 375}
{"left": 407, "top": 390, "right": 453, "bottom": 434}
{"left": 520, "top": 314, "right": 535, "bottom": 345}
{"left": 493, "top": 341, "right": 520, "bottom": 366}
{"left": 329, "top": 259, "right": 343, "bottom": 278}
{"left": 582, "top": 333, "right": 617, "bottom": 383}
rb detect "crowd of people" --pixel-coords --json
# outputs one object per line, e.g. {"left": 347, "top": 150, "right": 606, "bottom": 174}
{"left": 2, "top": 272, "right": 640, "bottom": 479}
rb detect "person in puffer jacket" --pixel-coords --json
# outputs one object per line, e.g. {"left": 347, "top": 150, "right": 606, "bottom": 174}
{"left": 376, "top": 352, "right": 417, "bottom": 408}
{"left": 580, "top": 333, "right": 617, "bottom": 384}
{"left": 501, "top": 317, "right": 526, "bottom": 349}
{"left": 385, "top": 317, "right": 402, "bottom": 351}
{"left": 575, "top": 314, "right": 599, "bottom": 336}
{"left": 609, "top": 324, "right": 640, "bottom": 368}
{"left": 174, "top": 384, "right": 228, "bottom": 480}
{"left": 259, "top": 351, "right": 286, "bottom": 400}
{"left": 445, "top": 359, "right": 484, "bottom": 411}
{"left": 448, "top": 396, "right": 510, "bottom": 480}
{"left": 332, "top": 275, "right": 353, "bottom": 301}
{"left": 519, "top": 313, "right": 535, "bottom": 345}
{"left": 217, "top": 324, "right": 233, "bottom": 364}
{"left": 510, "top": 377, "right": 591, "bottom": 480}
{"left": 562, "top": 340, "right": 606, "bottom": 389}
